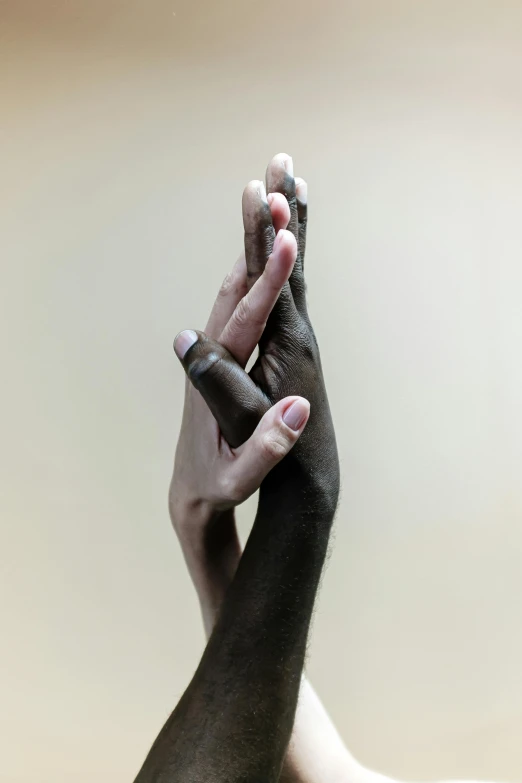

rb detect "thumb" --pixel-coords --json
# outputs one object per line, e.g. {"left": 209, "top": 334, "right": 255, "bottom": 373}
{"left": 228, "top": 396, "right": 310, "bottom": 500}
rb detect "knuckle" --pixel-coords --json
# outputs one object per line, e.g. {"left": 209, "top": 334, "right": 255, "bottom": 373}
{"left": 232, "top": 297, "right": 265, "bottom": 332}
{"left": 218, "top": 473, "right": 243, "bottom": 505}
{"left": 295, "top": 325, "right": 318, "bottom": 360}
{"left": 290, "top": 269, "right": 306, "bottom": 296}
{"left": 260, "top": 431, "right": 288, "bottom": 462}
{"left": 233, "top": 297, "right": 251, "bottom": 326}
{"left": 218, "top": 270, "right": 237, "bottom": 299}
{"left": 187, "top": 350, "right": 222, "bottom": 386}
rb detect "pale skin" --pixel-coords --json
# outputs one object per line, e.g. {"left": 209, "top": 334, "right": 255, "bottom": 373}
{"left": 135, "top": 153, "right": 503, "bottom": 783}
{"left": 169, "top": 158, "right": 367, "bottom": 783}
{"left": 135, "top": 150, "right": 341, "bottom": 782}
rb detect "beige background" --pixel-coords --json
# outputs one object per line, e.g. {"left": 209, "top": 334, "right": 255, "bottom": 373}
{"left": 1, "top": 1, "right": 522, "bottom": 781}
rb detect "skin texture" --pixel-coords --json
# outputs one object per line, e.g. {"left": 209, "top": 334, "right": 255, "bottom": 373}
{"left": 170, "top": 172, "right": 357, "bottom": 783}
{"left": 134, "top": 154, "right": 340, "bottom": 783}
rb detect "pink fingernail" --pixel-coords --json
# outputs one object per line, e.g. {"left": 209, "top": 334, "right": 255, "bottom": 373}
{"left": 283, "top": 399, "right": 310, "bottom": 431}
{"left": 174, "top": 330, "right": 198, "bottom": 360}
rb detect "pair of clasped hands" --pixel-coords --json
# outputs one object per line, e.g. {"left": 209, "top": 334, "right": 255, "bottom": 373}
{"left": 135, "top": 154, "right": 351, "bottom": 783}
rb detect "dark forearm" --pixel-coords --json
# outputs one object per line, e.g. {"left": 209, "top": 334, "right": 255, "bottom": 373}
{"left": 135, "top": 457, "right": 338, "bottom": 783}
{"left": 139, "top": 152, "right": 342, "bottom": 783}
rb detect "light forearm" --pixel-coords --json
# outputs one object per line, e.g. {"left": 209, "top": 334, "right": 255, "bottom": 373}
{"left": 173, "top": 505, "right": 242, "bottom": 637}
{"left": 280, "top": 679, "right": 372, "bottom": 783}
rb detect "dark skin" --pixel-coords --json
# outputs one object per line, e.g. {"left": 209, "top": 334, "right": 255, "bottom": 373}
{"left": 134, "top": 155, "right": 340, "bottom": 783}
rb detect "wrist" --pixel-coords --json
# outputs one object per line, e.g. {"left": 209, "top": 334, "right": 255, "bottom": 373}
{"left": 262, "top": 448, "right": 340, "bottom": 523}
{"left": 174, "top": 503, "right": 239, "bottom": 564}
{"left": 169, "top": 488, "right": 215, "bottom": 541}
{"left": 169, "top": 483, "right": 243, "bottom": 610}
{"left": 173, "top": 504, "right": 243, "bottom": 638}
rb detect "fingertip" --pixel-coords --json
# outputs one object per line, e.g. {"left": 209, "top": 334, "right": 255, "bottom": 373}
{"left": 242, "top": 180, "right": 271, "bottom": 227}
{"left": 242, "top": 180, "right": 268, "bottom": 209}
{"left": 266, "top": 235, "right": 296, "bottom": 285}
{"left": 268, "top": 191, "right": 290, "bottom": 231}
{"left": 273, "top": 228, "right": 298, "bottom": 256}
{"left": 295, "top": 177, "right": 307, "bottom": 205}
{"left": 282, "top": 396, "right": 310, "bottom": 432}
{"left": 254, "top": 395, "right": 309, "bottom": 466}
{"left": 174, "top": 329, "right": 198, "bottom": 360}
{"left": 271, "top": 152, "right": 294, "bottom": 176}
{"left": 266, "top": 154, "right": 295, "bottom": 195}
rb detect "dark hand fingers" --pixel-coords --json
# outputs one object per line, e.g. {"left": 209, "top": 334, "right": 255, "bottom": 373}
{"left": 204, "top": 253, "right": 248, "bottom": 339}
{"left": 294, "top": 178, "right": 308, "bottom": 265}
{"left": 266, "top": 154, "right": 306, "bottom": 312}
{"left": 219, "top": 230, "right": 297, "bottom": 367}
{"left": 174, "top": 329, "right": 270, "bottom": 448}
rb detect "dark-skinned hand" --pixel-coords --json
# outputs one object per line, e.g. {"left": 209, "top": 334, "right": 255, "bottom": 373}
{"left": 178, "top": 153, "right": 340, "bottom": 518}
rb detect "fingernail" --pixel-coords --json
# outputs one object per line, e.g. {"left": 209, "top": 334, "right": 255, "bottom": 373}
{"left": 295, "top": 179, "right": 307, "bottom": 204}
{"left": 283, "top": 155, "right": 294, "bottom": 176}
{"left": 258, "top": 181, "right": 267, "bottom": 202}
{"left": 174, "top": 329, "right": 198, "bottom": 360}
{"left": 283, "top": 399, "right": 309, "bottom": 431}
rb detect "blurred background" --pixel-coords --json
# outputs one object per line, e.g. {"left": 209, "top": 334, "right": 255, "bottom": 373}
{"left": 1, "top": 1, "right": 522, "bottom": 781}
